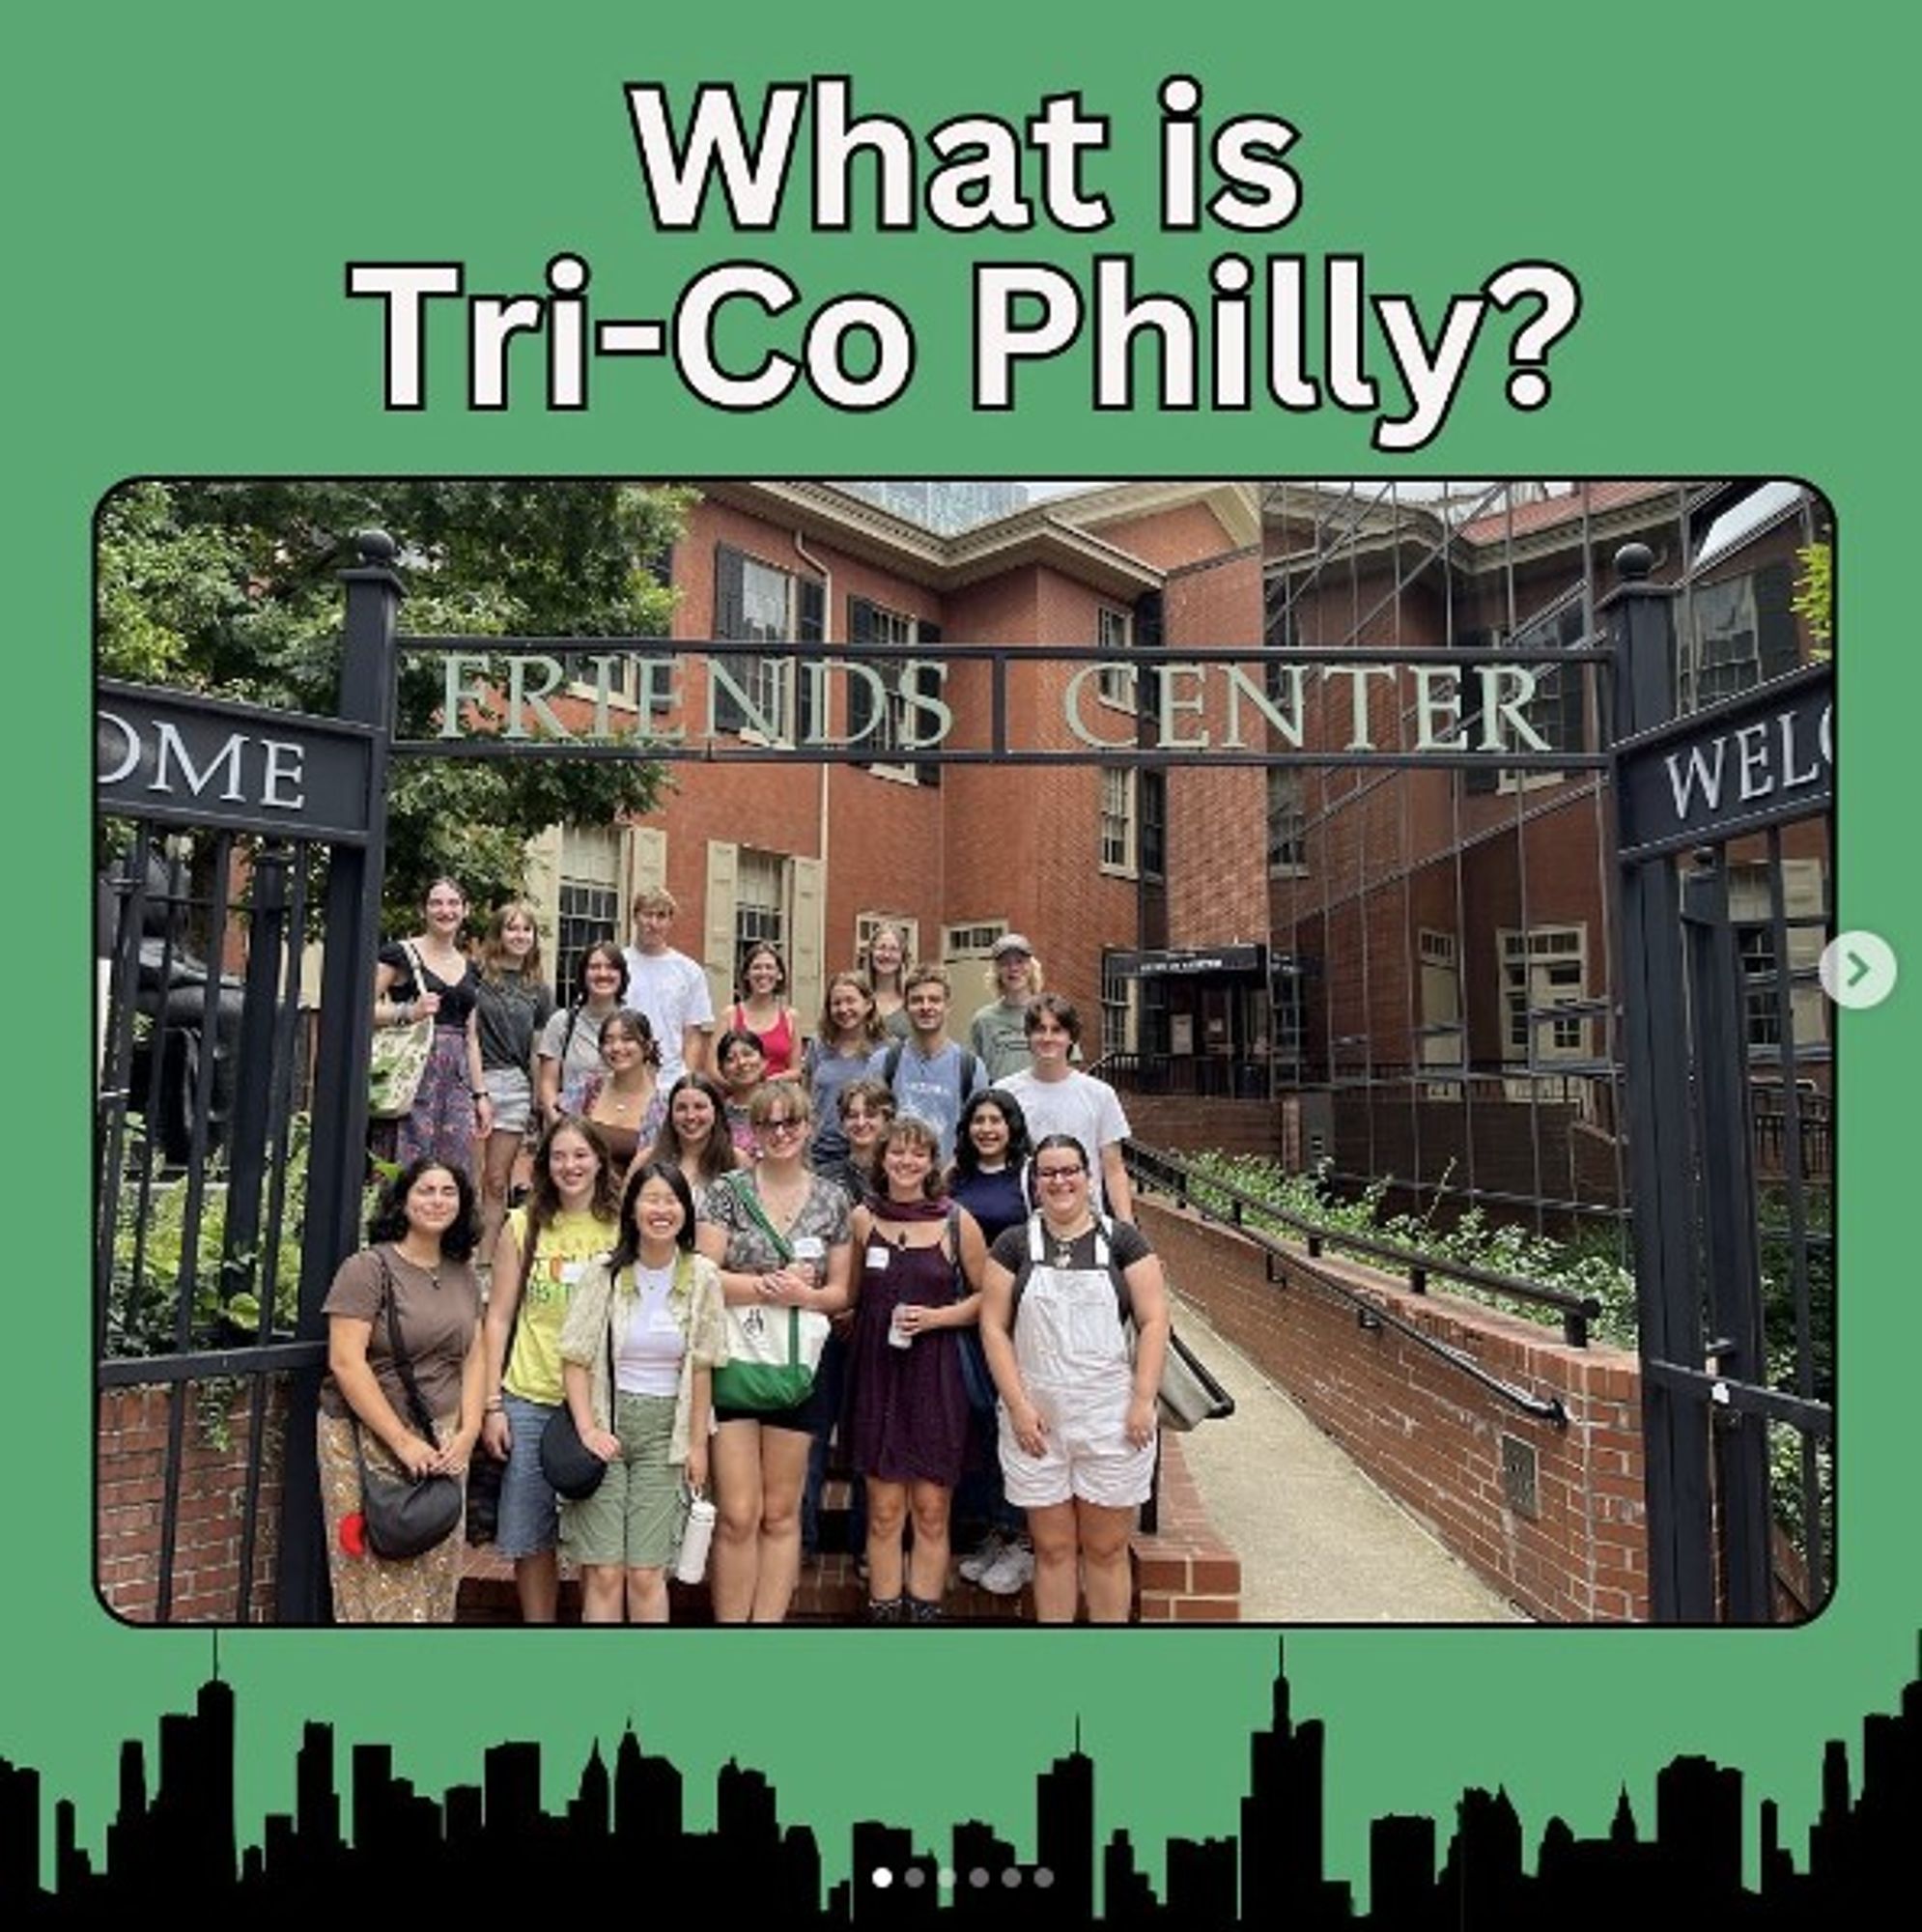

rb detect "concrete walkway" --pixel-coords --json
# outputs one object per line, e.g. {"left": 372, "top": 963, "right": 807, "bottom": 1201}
{"left": 1170, "top": 1294, "right": 1527, "bottom": 1624}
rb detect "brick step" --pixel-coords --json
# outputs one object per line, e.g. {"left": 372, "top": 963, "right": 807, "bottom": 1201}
{"left": 458, "top": 1436, "right": 1239, "bottom": 1625}
{"left": 457, "top": 1540, "right": 1032, "bottom": 1625}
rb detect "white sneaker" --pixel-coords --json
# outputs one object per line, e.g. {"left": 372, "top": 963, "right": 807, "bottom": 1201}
{"left": 978, "top": 1538, "right": 1034, "bottom": 1596}
{"left": 958, "top": 1530, "right": 1006, "bottom": 1584}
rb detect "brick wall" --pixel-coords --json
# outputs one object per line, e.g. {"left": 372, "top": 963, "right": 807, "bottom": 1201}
{"left": 1137, "top": 1198, "right": 1650, "bottom": 1623}
{"left": 1133, "top": 1436, "right": 1243, "bottom": 1622}
{"left": 98, "top": 1381, "right": 288, "bottom": 1624}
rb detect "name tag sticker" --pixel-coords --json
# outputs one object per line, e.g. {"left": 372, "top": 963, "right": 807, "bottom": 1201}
{"left": 865, "top": 1245, "right": 891, "bottom": 1269}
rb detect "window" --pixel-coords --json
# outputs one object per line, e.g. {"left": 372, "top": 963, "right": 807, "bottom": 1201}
{"left": 1728, "top": 860, "right": 1828, "bottom": 1051}
{"left": 554, "top": 825, "right": 622, "bottom": 995}
{"left": 1498, "top": 927, "right": 1589, "bottom": 1065}
{"left": 1099, "top": 768, "right": 1137, "bottom": 875}
{"left": 1140, "top": 770, "right": 1166, "bottom": 880}
{"left": 944, "top": 922, "right": 1006, "bottom": 964}
{"left": 848, "top": 596, "right": 942, "bottom": 784}
{"left": 1095, "top": 605, "right": 1135, "bottom": 708}
{"left": 1460, "top": 589, "right": 1590, "bottom": 796}
{"left": 1418, "top": 929, "right": 1462, "bottom": 1095}
{"left": 712, "top": 544, "right": 824, "bottom": 741}
{"left": 1266, "top": 768, "right": 1307, "bottom": 874}
{"left": 856, "top": 910, "right": 921, "bottom": 972}
{"left": 1682, "top": 561, "right": 1800, "bottom": 713}
{"left": 1267, "top": 964, "right": 1306, "bottom": 1066}
{"left": 1100, "top": 952, "right": 1135, "bottom": 1058}
{"left": 733, "top": 848, "right": 786, "bottom": 982}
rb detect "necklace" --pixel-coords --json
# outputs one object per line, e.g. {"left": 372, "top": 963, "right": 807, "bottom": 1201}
{"left": 393, "top": 1242, "right": 444, "bottom": 1291}
{"left": 1046, "top": 1220, "right": 1091, "bottom": 1267}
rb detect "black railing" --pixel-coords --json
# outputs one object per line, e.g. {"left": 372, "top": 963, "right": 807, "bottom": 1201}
{"left": 1126, "top": 1141, "right": 1601, "bottom": 1349}
{"left": 1125, "top": 1139, "right": 1577, "bottom": 1429}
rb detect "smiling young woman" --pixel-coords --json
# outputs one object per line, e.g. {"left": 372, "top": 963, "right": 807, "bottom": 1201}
{"left": 695, "top": 1086, "right": 853, "bottom": 1624}
{"left": 556, "top": 1161, "right": 726, "bottom": 1625}
{"left": 373, "top": 876, "right": 491, "bottom": 1177}
{"left": 842, "top": 1115, "right": 988, "bottom": 1623}
{"left": 479, "top": 1115, "right": 623, "bottom": 1623}
{"left": 316, "top": 1158, "right": 485, "bottom": 1623}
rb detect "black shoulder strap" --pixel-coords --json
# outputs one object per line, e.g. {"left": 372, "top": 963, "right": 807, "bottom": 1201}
{"left": 959, "top": 1047, "right": 979, "bottom": 1092}
{"left": 883, "top": 1039, "right": 903, "bottom": 1086}
{"left": 375, "top": 1248, "right": 440, "bottom": 1446}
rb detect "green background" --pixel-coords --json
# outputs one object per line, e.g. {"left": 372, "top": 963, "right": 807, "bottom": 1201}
{"left": 14, "top": 0, "right": 1911, "bottom": 1894}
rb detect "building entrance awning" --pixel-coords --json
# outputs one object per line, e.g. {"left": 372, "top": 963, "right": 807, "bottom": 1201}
{"left": 1109, "top": 943, "right": 1266, "bottom": 980}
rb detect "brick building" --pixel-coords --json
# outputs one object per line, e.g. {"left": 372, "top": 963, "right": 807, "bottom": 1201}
{"left": 1245, "top": 478, "right": 1832, "bottom": 1228}
{"left": 511, "top": 476, "right": 1830, "bottom": 1232}
{"left": 518, "top": 478, "right": 1265, "bottom": 1052}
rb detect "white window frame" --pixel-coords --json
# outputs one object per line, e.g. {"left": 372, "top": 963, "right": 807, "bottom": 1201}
{"left": 1100, "top": 952, "right": 1138, "bottom": 1058}
{"left": 1099, "top": 767, "right": 1138, "bottom": 878}
{"left": 859, "top": 602, "right": 927, "bottom": 783}
{"left": 1728, "top": 859, "right": 1828, "bottom": 1052}
{"left": 856, "top": 910, "right": 922, "bottom": 974}
{"left": 732, "top": 847, "right": 787, "bottom": 986}
{"left": 1095, "top": 605, "right": 1135, "bottom": 709}
{"left": 1497, "top": 925, "right": 1590, "bottom": 1068}
{"left": 553, "top": 823, "right": 623, "bottom": 998}
{"left": 943, "top": 921, "right": 1006, "bottom": 967}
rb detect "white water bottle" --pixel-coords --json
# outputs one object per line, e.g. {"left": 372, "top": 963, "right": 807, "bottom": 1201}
{"left": 675, "top": 1488, "right": 717, "bottom": 1583}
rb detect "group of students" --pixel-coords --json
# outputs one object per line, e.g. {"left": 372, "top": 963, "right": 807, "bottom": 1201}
{"left": 322, "top": 881, "right": 1167, "bottom": 1625}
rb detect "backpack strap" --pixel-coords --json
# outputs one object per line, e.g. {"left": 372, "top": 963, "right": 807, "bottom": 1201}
{"left": 883, "top": 1039, "right": 903, "bottom": 1087}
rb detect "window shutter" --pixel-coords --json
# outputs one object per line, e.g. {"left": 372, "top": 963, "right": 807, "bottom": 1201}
{"left": 847, "top": 596, "right": 882, "bottom": 745}
{"left": 628, "top": 826, "right": 667, "bottom": 904}
{"left": 1756, "top": 561, "right": 1799, "bottom": 680}
{"left": 703, "top": 840, "right": 739, "bottom": 1017}
{"left": 712, "top": 545, "right": 749, "bottom": 732}
{"left": 797, "top": 576, "right": 825, "bottom": 743}
{"left": 1133, "top": 590, "right": 1165, "bottom": 651}
{"left": 915, "top": 620, "right": 943, "bottom": 786}
{"left": 789, "top": 855, "right": 826, "bottom": 1032}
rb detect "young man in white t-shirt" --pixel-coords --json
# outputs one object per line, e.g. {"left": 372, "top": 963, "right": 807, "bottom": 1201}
{"left": 997, "top": 993, "right": 1134, "bottom": 1221}
{"left": 619, "top": 887, "right": 714, "bottom": 1087}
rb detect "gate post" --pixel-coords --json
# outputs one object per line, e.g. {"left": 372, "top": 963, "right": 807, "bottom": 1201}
{"left": 1606, "top": 542, "right": 1713, "bottom": 1622}
{"left": 276, "top": 531, "right": 403, "bottom": 1623}
{"left": 1680, "top": 849, "right": 1772, "bottom": 1618}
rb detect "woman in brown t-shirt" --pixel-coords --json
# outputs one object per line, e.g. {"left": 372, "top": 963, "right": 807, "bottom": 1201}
{"left": 317, "top": 1157, "right": 485, "bottom": 1623}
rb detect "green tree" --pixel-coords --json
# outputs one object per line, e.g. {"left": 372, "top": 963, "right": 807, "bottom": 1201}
{"left": 98, "top": 478, "right": 693, "bottom": 924}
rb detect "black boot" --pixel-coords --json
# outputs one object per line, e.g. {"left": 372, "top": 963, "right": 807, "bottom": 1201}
{"left": 865, "top": 1595, "right": 905, "bottom": 1625}
{"left": 906, "top": 1595, "right": 944, "bottom": 1626}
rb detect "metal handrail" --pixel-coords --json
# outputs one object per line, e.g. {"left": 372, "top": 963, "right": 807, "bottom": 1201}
{"left": 1125, "top": 1137, "right": 1600, "bottom": 1365}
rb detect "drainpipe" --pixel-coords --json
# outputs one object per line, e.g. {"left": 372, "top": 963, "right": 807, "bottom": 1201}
{"left": 792, "top": 528, "right": 833, "bottom": 968}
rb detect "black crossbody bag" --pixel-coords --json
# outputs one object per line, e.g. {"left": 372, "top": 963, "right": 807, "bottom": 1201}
{"left": 350, "top": 1250, "right": 466, "bottom": 1559}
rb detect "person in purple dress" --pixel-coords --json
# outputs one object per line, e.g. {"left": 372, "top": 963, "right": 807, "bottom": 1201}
{"left": 843, "top": 1114, "right": 988, "bottom": 1623}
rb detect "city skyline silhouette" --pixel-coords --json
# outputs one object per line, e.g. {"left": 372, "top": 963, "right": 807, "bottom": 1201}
{"left": 1, "top": 1636, "right": 1916, "bottom": 1922}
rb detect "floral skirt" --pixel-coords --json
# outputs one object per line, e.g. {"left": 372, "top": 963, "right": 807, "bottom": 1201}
{"left": 397, "top": 1028, "right": 476, "bottom": 1175}
{"left": 318, "top": 1408, "right": 466, "bottom": 1624}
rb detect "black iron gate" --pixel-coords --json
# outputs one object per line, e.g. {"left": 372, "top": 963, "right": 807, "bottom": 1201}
{"left": 1608, "top": 545, "right": 1834, "bottom": 1622}
{"left": 94, "top": 542, "right": 401, "bottom": 1623}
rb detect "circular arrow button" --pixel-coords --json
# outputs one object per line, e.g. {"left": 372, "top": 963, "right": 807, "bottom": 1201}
{"left": 1819, "top": 931, "right": 1898, "bottom": 1010}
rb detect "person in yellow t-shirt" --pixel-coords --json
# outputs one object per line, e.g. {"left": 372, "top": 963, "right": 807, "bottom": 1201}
{"left": 479, "top": 1116, "right": 621, "bottom": 1622}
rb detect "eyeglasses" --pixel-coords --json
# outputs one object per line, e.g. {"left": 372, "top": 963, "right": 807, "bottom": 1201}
{"left": 761, "top": 1117, "right": 807, "bottom": 1136}
{"left": 1035, "top": 1167, "right": 1086, "bottom": 1183}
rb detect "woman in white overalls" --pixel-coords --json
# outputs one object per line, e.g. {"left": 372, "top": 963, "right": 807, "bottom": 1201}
{"left": 976, "top": 1133, "right": 1170, "bottom": 1623}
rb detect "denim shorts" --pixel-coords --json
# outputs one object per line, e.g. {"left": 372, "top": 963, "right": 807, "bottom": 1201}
{"left": 484, "top": 1066, "right": 534, "bottom": 1135}
{"left": 496, "top": 1391, "right": 561, "bottom": 1556}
